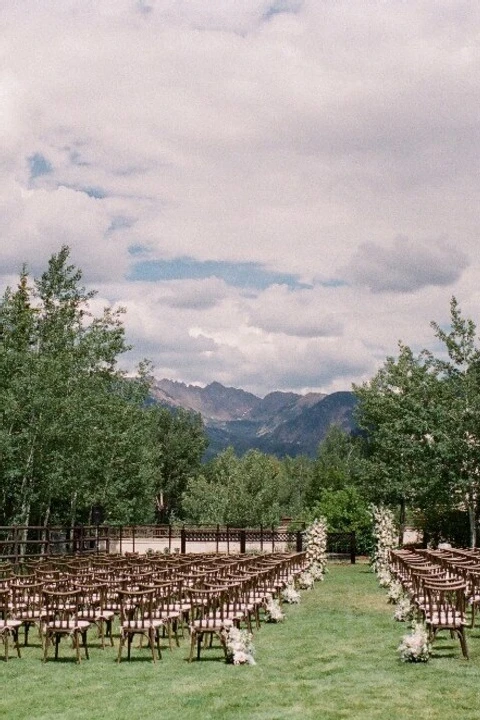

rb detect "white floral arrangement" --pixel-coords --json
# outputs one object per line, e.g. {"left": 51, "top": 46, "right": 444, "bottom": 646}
{"left": 297, "top": 570, "right": 315, "bottom": 590}
{"left": 265, "top": 597, "right": 285, "bottom": 623}
{"left": 393, "top": 595, "right": 413, "bottom": 622}
{"left": 281, "top": 582, "right": 301, "bottom": 604}
{"left": 223, "top": 627, "right": 256, "bottom": 665}
{"left": 309, "top": 562, "right": 326, "bottom": 581}
{"left": 304, "top": 517, "right": 328, "bottom": 579}
{"left": 377, "top": 568, "right": 393, "bottom": 588}
{"left": 371, "top": 504, "right": 398, "bottom": 586}
{"left": 387, "top": 581, "right": 404, "bottom": 604}
{"left": 398, "top": 621, "right": 430, "bottom": 663}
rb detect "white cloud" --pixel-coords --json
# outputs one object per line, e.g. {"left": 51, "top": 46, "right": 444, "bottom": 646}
{"left": 344, "top": 236, "right": 469, "bottom": 293}
{"left": 2, "top": 0, "right": 480, "bottom": 394}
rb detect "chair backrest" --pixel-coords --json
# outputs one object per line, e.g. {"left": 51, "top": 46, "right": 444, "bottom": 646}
{"left": 423, "top": 580, "right": 466, "bottom": 626}
{"left": 42, "top": 588, "right": 84, "bottom": 628}
{"left": 186, "top": 587, "right": 230, "bottom": 626}
{"left": 10, "top": 582, "right": 44, "bottom": 619}
{"left": 118, "top": 588, "right": 155, "bottom": 628}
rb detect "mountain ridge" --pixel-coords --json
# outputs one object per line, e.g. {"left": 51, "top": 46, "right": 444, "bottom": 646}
{"left": 150, "top": 378, "right": 357, "bottom": 458}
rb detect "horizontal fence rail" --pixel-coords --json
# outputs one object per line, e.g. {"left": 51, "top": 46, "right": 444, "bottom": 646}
{"left": 0, "top": 524, "right": 356, "bottom": 564}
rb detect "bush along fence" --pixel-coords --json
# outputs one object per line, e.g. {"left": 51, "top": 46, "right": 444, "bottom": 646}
{"left": 0, "top": 524, "right": 356, "bottom": 564}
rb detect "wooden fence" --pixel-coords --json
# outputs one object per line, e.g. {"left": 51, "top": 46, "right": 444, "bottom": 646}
{"left": 0, "top": 524, "right": 356, "bottom": 564}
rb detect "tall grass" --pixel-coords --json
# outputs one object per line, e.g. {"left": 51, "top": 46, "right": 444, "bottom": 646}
{"left": 2, "top": 564, "right": 480, "bottom": 720}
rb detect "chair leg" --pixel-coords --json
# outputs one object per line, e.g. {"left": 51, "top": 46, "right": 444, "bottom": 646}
{"left": 117, "top": 631, "right": 124, "bottom": 663}
{"left": 457, "top": 628, "right": 469, "bottom": 660}
{"left": 82, "top": 630, "right": 89, "bottom": 660}
{"left": 148, "top": 628, "right": 156, "bottom": 664}
{"left": 74, "top": 631, "right": 81, "bottom": 664}
{"left": 43, "top": 631, "right": 49, "bottom": 662}
{"left": 13, "top": 628, "right": 21, "bottom": 659}
{"left": 107, "top": 619, "right": 114, "bottom": 647}
{"left": 188, "top": 631, "right": 196, "bottom": 662}
{"left": 173, "top": 619, "right": 180, "bottom": 647}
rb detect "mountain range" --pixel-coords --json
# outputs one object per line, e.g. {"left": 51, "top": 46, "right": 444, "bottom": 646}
{"left": 150, "top": 379, "right": 358, "bottom": 458}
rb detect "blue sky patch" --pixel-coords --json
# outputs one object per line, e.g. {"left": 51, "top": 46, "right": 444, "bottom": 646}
{"left": 128, "top": 243, "right": 149, "bottom": 256}
{"left": 128, "top": 257, "right": 311, "bottom": 290}
{"left": 28, "top": 153, "right": 53, "bottom": 178}
{"left": 81, "top": 185, "right": 107, "bottom": 199}
{"left": 318, "top": 278, "right": 348, "bottom": 288}
{"left": 263, "top": 0, "right": 303, "bottom": 21}
{"left": 107, "top": 216, "right": 136, "bottom": 234}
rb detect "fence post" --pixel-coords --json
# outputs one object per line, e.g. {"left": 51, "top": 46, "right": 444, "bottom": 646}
{"left": 216, "top": 524, "right": 219, "bottom": 554}
{"left": 132, "top": 525, "right": 136, "bottom": 554}
{"left": 260, "top": 524, "right": 263, "bottom": 552}
{"left": 350, "top": 531, "right": 356, "bottom": 564}
{"left": 180, "top": 526, "right": 186, "bottom": 554}
{"left": 296, "top": 530, "right": 303, "bottom": 553}
{"left": 240, "top": 529, "right": 246, "bottom": 554}
{"left": 168, "top": 524, "right": 172, "bottom": 553}
{"left": 271, "top": 524, "right": 275, "bottom": 553}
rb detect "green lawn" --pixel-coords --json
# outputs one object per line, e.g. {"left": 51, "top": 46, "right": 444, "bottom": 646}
{"left": 2, "top": 564, "right": 480, "bottom": 720}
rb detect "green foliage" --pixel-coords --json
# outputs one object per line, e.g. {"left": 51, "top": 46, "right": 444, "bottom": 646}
{"left": 310, "top": 486, "right": 372, "bottom": 554}
{"left": 182, "top": 447, "right": 301, "bottom": 526}
{"left": 354, "top": 297, "right": 480, "bottom": 547}
{"left": 307, "top": 425, "right": 361, "bottom": 505}
{"left": 0, "top": 247, "right": 208, "bottom": 527}
{"left": 150, "top": 406, "right": 208, "bottom": 521}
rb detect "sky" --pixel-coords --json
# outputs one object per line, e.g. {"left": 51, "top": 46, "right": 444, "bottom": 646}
{"left": 1, "top": 0, "right": 479, "bottom": 397}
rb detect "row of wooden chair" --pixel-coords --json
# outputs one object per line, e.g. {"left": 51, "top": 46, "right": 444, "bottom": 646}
{"left": 389, "top": 548, "right": 477, "bottom": 659}
{"left": 0, "top": 551, "right": 308, "bottom": 663}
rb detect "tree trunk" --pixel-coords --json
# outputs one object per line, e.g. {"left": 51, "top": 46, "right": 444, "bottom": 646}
{"left": 399, "top": 497, "right": 406, "bottom": 547}
{"left": 41, "top": 503, "right": 51, "bottom": 556}
{"left": 468, "top": 500, "right": 477, "bottom": 549}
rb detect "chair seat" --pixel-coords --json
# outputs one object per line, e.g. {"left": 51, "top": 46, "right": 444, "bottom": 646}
{"left": 191, "top": 618, "right": 234, "bottom": 630}
{"left": 46, "top": 620, "right": 91, "bottom": 631}
{"left": 148, "top": 610, "right": 180, "bottom": 620}
{"left": 120, "top": 619, "right": 164, "bottom": 630}
{"left": 0, "top": 619, "right": 22, "bottom": 631}
{"left": 426, "top": 611, "right": 466, "bottom": 626}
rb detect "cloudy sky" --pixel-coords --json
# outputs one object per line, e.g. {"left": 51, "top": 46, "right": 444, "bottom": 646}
{"left": 2, "top": 0, "right": 479, "bottom": 396}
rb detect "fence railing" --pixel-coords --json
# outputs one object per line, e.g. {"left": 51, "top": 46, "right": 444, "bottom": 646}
{"left": 0, "top": 524, "right": 356, "bottom": 564}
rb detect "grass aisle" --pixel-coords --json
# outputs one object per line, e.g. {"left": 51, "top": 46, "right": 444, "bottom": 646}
{"left": 2, "top": 564, "right": 480, "bottom": 720}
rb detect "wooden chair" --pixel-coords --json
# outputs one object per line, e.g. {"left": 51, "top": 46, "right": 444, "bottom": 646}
{"left": 0, "top": 589, "right": 22, "bottom": 661}
{"left": 186, "top": 587, "right": 234, "bottom": 662}
{"left": 147, "top": 582, "right": 181, "bottom": 650}
{"left": 10, "top": 581, "right": 46, "bottom": 647}
{"left": 423, "top": 579, "right": 468, "bottom": 659}
{"left": 75, "top": 583, "right": 115, "bottom": 648}
{"left": 116, "top": 588, "right": 163, "bottom": 663}
{"left": 42, "top": 588, "right": 92, "bottom": 663}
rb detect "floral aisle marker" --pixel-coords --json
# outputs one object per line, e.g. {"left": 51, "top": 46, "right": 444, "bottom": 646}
{"left": 387, "top": 579, "right": 413, "bottom": 621}
{"left": 304, "top": 517, "right": 328, "bottom": 581}
{"left": 371, "top": 504, "right": 398, "bottom": 588}
{"left": 398, "top": 621, "right": 430, "bottom": 663}
{"left": 393, "top": 595, "right": 413, "bottom": 622}
{"left": 387, "top": 581, "right": 404, "bottom": 604}
{"left": 223, "top": 627, "right": 256, "bottom": 665}
{"left": 265, "top": 597, "right": 285, "bottom": 623}
{"left": 282, "top": 582, "right": 301, "bottom": 604}
{"left": 297, "top": 569, "right": 315, "bottom": 590}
